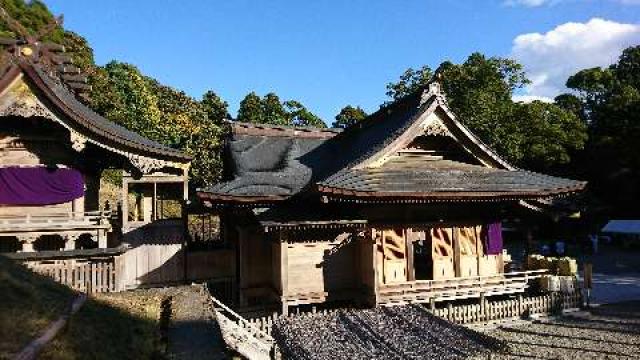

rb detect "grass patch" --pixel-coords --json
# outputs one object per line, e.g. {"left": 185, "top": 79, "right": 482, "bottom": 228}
{"left": 0, "top": 257, "right": 166, "bottom": 360}
{"left": 0, "top": 257, "right": 74, "bottom": 359}
{"left": 40, "top": 291, "right": 165, "bottom": 360}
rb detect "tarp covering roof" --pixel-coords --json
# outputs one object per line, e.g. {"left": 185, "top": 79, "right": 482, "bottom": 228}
{"left": 602, "top": 220, "right": 640, "bottom": 235}
{"left": 272, "top": 305, "right": 505, "bottom": 360}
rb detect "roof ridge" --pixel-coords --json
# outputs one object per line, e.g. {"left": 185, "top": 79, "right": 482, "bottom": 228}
{"left": 229, "top": 120, "right": 342, "bottom": 133}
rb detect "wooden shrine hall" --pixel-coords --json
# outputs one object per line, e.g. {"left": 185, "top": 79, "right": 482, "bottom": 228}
{"left": 198, "top": 83, "right": 586, "bottom": 314}
{"left": 0, "top": 28, "right": 191, "bottom": 254}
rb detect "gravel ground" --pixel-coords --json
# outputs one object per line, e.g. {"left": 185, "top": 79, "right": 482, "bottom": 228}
{"left": 486, "top": 301, "right": 640, "bottom": 359}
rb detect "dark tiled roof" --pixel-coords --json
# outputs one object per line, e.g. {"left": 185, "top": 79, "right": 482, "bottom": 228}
{"left": 272, "top": 305, "right": 505, "bottom": 360}
{"left": 319, "top": 160, "right": 585, "bottom": 199}
{"left": 304, "top": 91, "right": 427, "bottom": 181}
{"left": 201, "top": 126, "right": 332, "bottom": 199}
{"left": 15, "top": 61, "right": 190, "bottom": 161}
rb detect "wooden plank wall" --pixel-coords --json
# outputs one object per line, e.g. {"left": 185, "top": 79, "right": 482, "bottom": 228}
{"left": 186, "top": 249, "right": 235, "bottom": 282}
{"left": 116, "top": 243, "right": 184, "bottom": 289}
{"left": 358, "top": 234, "right": 377, "bottom": 304}
{"left": 285, "top": 234, "right": 357, "bottom": 296}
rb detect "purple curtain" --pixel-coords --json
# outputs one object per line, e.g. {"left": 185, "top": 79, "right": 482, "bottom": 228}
{"left": 0, "top": 167, "right": 84, "bottom": 205}
{"left": 485, "top": 222, "right": 503, "bottom": 255}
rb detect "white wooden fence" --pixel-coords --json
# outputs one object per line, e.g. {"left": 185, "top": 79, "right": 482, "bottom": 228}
{"left": 432, "top": 291, "right": 582, "bottom": 324}
{"left": 25, "top": 259, "right": 117, "bottom": 293}
{"left": 242, "top": 290, "right": 582, "bottom": 336}
{"left": 208, "top": 292, "right": 275, "bottom": 360}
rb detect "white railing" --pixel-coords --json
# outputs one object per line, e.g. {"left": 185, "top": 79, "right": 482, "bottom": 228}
{"left": 379, "top": 269, "right": 548, "bottom": 305}
{"left": 208, "top": 292, "right": 275, "bottom": 360}
{"left": 0, "top": 211, "right": 111, "bottom": 230}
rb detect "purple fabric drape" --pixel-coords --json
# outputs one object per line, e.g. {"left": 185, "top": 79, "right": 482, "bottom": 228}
{"left": 0, "top": 167, "right": 84, "bottom": 205}
{"left": 486, "top": 222, "right": 503, "bottom": 255}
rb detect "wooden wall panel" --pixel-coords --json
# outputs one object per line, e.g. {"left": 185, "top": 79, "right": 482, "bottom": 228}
{"left": 239, "top": 228, "right": 272, "bottom": 289}
{"left": 285, "top": 236, "right": 356, "bottom": 296}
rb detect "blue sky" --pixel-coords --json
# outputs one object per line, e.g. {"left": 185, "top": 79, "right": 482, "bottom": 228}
{"left": 46, "top": 0, "right": 640, "bottom": 124}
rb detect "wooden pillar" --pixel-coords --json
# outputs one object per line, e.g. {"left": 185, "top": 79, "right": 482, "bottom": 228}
{"left": 237, "top": 226, "right": 247, "bottom": 306}
{"left": 21, "top": 240, "right": 34, "bottom": 252}
{"left": 476, "top": 226, "right": 482, "bottom": 276}
{"left": 121, "top": 175, "right": 129, "bottom": 233}
{"left": 153, "top": 182, "right": 158, "bottom": 221}
{"left": 182, "top": 168, "right": 189, "bottom": 201}
{"left": 64, "top": 235, "right": 76, "bottom": 250}
{"left": 453, "top": 227, "right": 461, "bottom": 277}
{"left": 142, "top": 189, "right": 153, "bottom": 224}
{"left": 406, "top": 228, "right": 415, "bottom": 281}
{"left": 280, "top": 231, "right": 289, "bottom": 316}
{"left": 97, "top": 231, "right": 108, "bottom": 249}
{"left": 372, "top": 228, "right": 381, "bottom": 305}
{"left": 526, "top": 228, "right": 534, "bottom": 255}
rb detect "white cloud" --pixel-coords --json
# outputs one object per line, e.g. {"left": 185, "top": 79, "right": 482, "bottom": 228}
{"left": 510, "top": 18, "right": 640, "bottom": 99}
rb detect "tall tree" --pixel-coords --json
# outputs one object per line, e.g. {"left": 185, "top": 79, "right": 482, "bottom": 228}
{"left": 90, "top": 62, "right": 165, "bottom": 143}
{"left": 385, "top": 65, "right": 433, "bottom": 103}
{"left": 238, "top": 92, "right": 325, "bottom": 127}
{"left": 201, "top": 90, "right": 230, "bottom": 124}
{"left": 560, "top": 45, "right": 640, "bottom": 215}
{"left": 284, "top": 100, "right": 325, "bottom": 128}
{"left": 262, "top": 92, "right": 288, "bottom": 125}
{"left": 333, "top": 105, "right": 367, "bottom": 128}
{"left": 237, "top": 92, "right": 263, "bottom": 124}
{"left": 385, "top": 53, "right": 585, "bottom": 171}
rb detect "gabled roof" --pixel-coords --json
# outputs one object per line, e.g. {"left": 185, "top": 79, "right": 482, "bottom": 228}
{"left": 198, "top": 83, "right": 586, "bottom": 205}
{"left": 0, "top": 59, "right": 190, "bottom": 167}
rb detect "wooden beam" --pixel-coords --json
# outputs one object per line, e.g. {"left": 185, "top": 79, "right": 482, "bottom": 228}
{"left": 280, "top": 231, "right": 289, "bottom": 316}
{"left": 406, "top": 228, "right": 415, "bottom": 281}
{"left": 453, "top": 227, "right": 461, "bottom": 277}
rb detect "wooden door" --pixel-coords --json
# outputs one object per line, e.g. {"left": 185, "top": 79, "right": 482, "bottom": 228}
{"left": 457, "top": 226, "right": 482, "bottom": 277}
{"left": 381, "top": 229, "right": 407, "bottom": 284}
{"left": 431, "top": 227, "right": 455, "bottom": 279}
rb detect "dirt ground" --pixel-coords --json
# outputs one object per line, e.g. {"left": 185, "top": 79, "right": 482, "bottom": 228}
{"left": 166, "top": 285, "right": 228, "bottom": 360}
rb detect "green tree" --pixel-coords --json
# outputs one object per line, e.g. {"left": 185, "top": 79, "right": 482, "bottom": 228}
{"left": 513, "top": 101, "right": 586, "bottom": 171}
{"left": 385, "top": 53, "right": 585, "bottom": 170}
{"left": 333, "top": 105, "right": 367, "bottom": 128}
{"left": 262, "top": 92, "right": 288, "bottom": 125}
{"left": 554, "top": 93, "right": 584, "bottom": 120}
{"left": 560, "top": 46, "right": 640, "bottom": 215}
{"left": 385, "top": 65, "right": 432, "bottom": 103}
{"left": 89, "top": 62, "right": 164, "bottom": 143}
{"left": 237, "top": 92, "right": 263, "bottom": 124}
{"left": 238, "top": 92, "right": 325, "bottom": 127}
{"left": 284, "top": 100, "right": 325, "bottom": 128}
{"left": 202, "top": 90, "right": 230, "bottom": 124}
